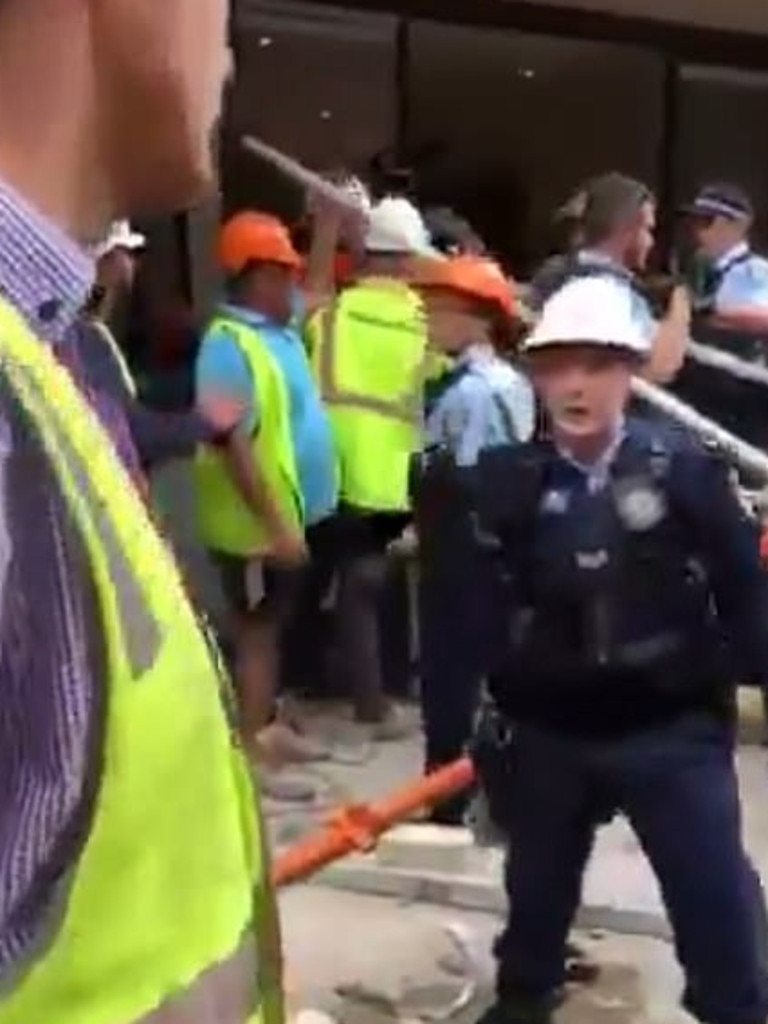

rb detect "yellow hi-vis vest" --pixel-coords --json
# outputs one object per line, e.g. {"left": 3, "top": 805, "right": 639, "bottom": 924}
{"left": 0, "top": 296, "right": 268, "bottom": 1024}
{"left": 308, "top": 279, "right": 428, "bottom": 513}
{"left": 194, "top": 314, "right": 303, "bottom": 556}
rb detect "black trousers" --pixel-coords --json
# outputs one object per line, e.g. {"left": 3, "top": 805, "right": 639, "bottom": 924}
{"left": 281, "top": 508, "right": 412, "bottom": 705}
{"left": 495, "top": 713, "right": 768, "bottom": 1024}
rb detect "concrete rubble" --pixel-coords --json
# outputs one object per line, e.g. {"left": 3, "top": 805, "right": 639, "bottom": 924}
{"left": 279, "top": 887, "right": 689, "bottom": 1024}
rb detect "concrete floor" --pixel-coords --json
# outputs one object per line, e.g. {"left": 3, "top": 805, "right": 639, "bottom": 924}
{"left": 271, "top": 706, "right": 768, "bottom": 1024}
{"left": 280, "top": 886, "right": 688, "bottom": 1024}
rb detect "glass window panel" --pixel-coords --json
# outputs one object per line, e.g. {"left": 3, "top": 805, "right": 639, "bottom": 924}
{"left": 223, "top": 0, "right": 397, "bottom": 221}
{"left": 407, "top": 21, "right": 664, "bottom": 273}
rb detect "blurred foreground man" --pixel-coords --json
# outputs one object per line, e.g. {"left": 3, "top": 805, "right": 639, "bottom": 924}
{"left": 0, "top": 2, "right": 276, "bottom": 1024}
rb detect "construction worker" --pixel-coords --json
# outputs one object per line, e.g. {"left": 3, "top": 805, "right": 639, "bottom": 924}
{"left": 471, "top": 276, "right": 768, "bottom": 1024}
{"left": 72, "top": 221, "right": 243, "bottom": 475}
{"left": 0, "top": 0, "right": 276, "bottom": 1022}
{"left": 679, "top": 183, "right": 768, "bottom": 448}
{"left": 528, "top": 172, "right": 691, "bottom": 386}
{"left": 304, "top": 196, "right": 435, "bottom": 735}
{"left": 408, "top": 255, "right": 533, "bottom": 824}
{"left": 195, "top": 211, "right": 339, "bottom": 788}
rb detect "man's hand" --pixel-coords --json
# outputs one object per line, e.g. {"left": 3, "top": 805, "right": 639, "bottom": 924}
{"left": 264, "top": 526, "right": 308, "bottom": 568}
{"left": 307, "top": 175, "right": 370, "bottom": 247}
{"left": 197, "top": 393, "right": 245, "bottom": 441}
{"left": 388, "top": 524, "right": 418, "bottom": 558}
{"left": 665, "top": 284, "right": 692, "bottom": 331}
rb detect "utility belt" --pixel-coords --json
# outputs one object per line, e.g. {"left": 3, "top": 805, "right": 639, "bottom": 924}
{"left": 503, "top": 584, "right": 729, "bottom": 687}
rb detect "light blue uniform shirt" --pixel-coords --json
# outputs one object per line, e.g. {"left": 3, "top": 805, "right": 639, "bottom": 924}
{"left": 425, "top": 345, "right": 535, "bottom": 467}
{"left": 196, "top": 302, "right": 338, "bottom": 525}
{"left": 714, "top": 242, "right": 768, "bottom": 311}
{"left": 556, "top": 420, "right": 626, "bottom": 494}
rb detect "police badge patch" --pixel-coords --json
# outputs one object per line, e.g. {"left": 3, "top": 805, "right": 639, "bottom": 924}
{"left": 613, "top": 476, "right": 667, "bottom": 531}
{"left": 540, "top": 489, "right": 569, "bottom": 514}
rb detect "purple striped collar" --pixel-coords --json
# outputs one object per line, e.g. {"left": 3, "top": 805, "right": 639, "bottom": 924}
{"left": 0, "top": 179, "right": 93, "bottom": 345}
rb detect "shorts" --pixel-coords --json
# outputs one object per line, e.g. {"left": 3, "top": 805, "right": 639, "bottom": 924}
{"left": 209, "top": 551, "right": 304, "bottom": 624}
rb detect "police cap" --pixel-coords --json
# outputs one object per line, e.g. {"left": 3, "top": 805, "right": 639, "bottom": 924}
{"left": 682, "top": 183, "right": 754, "bottom": 222}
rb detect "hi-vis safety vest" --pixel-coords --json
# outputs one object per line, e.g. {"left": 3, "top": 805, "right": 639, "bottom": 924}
{"left": 89, "top": 316, "right": 138, "bottom": 397}
{"left": 0, "top": 296, "right": 269, "bottom": 1024}
{"left": 307, "top": 279, "right": 428, "bottom": 513}
{"left": 195, "top": 314, "right": 304, "bottom": 556}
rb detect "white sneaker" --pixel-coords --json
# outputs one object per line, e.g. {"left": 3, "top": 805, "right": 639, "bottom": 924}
{"left": 258, "top": 768, "right": 318, "bottom": 804}
{"left": 257, "top": 721, "right": 331, "bottom": 765}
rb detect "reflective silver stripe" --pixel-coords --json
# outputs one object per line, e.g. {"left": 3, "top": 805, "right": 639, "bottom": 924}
{"left": 317, "top": 302, "right": 421, "bottom": 425}
{"left": 90, "top": 319, "right": 138, "bottom": 397}
{"left": 9, "top": 362, "right": 161, "bottom": 677}
{"left": 142, "top": 932, "right": 258, "bottom": 1023}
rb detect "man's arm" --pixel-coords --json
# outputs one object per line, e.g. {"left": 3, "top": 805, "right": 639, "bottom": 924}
{"left": 302, "top": 201, "right": 343, "bottom": 321}
{"left": 75, "top": 319, "right": 211, "bottom": 467}
{"left": 125, "top": 403, "right": 211, "bottom": 468}
{"left": 710, "top": 261, "right": 768, "bottom": 335}
{"left": 643, "top": 286, "right": 690, "bottom": 384}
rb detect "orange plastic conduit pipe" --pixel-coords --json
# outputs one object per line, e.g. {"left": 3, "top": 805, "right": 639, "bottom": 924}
{"left": 272, "top": 756, "right": 476, "bottom": 887}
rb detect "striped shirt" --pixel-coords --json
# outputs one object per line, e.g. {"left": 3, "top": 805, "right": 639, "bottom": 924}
{"left": 0, "top": 179, "right": 109, "bottom": 976}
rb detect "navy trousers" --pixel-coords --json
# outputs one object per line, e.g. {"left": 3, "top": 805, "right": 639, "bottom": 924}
{"left": 495, "top": 713, "right": 768, "bottom": 1024}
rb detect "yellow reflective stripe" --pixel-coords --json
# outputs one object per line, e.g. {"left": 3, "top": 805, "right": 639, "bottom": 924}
{"left": 141, "top": 931, "right": 258, "bottom": 1023}
{"left": 6, "top": 360, "right": 161, "bottom": 677}
{"left": 317, "top": 303, "right": 419, "bottom": 425}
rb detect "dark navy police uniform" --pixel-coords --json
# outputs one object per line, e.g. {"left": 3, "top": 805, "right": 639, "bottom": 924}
{"left": 472, "top": 417, "right": 768, "bottom": 1024}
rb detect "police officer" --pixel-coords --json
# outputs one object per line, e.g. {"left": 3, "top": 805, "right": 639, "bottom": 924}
{"left": 408, "top": 254, "right": 534, "bottom": 825}
{"left": 528, "top": 172, "right": 690, "bottom": 386}
{"left": 680, "top": 183, "right": 768, "bottom": 448}
{"left": 472, "top": 275, "right": 768, "bottom": 1024}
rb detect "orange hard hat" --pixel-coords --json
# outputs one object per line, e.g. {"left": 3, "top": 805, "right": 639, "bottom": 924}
{"left": 217, "top": 211, "right": 302, "bottom": 276}
{"left": 409, "top": 254, "right": 516, "bottom": 319}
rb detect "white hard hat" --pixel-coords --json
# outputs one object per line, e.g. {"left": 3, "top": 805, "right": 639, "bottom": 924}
{"left": 364, "top": 196, "right": 436, "bottom": 256}
{"left": 93, "top": 220, "right": 146, "bottom": 260}
{"left": 524, "top": 277, "right": 650, "bottom": 357}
